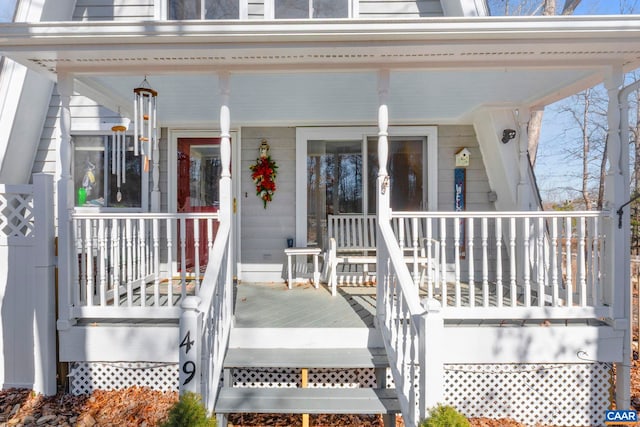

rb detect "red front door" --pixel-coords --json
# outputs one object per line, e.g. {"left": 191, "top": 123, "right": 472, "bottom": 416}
{"left": 177, "top": 137, "right": 223, "bottom": 271}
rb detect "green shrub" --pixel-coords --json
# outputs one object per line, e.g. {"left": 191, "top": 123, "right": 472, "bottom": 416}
{"left": 161, "top": 392, "right": 216, "bottom": 427}
{"left": 419, "top": 404, "right": 469, "bottom": 427}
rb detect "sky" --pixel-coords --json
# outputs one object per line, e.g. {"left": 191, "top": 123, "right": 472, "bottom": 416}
{"left": 0, "top": 0, "right": 16, "bottom": 22}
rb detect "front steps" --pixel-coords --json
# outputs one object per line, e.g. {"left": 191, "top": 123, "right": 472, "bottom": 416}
{"left": 215, "top": 347, "right": 400, "bottom": 423}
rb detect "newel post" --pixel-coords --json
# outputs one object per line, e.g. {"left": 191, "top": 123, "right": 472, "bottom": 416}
{"left": 419, "top": 298, "right": 444, "bottom": 420}
{"left": 56, "top": 72, "right": 75, "bottom": 331}
{"left": 179, "top": 296, "right": 202, "bottom": 395}
{"left": 604, "top": 67, "right": 631, "bottom": 409}
{"left": 32, "top": 173, "right": 56, "bottom": 395}
{"left": 376, "top": 70, "right": 390, "bottom": 320}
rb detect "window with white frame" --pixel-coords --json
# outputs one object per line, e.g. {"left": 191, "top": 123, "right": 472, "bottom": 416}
{"left": 168, "top": 0, "right": 240, "bottom": 19}
{"left": 274, "top": 0, "right": 350, "bottom": 18}
{"left": 73, "top": 135, "right": 145, "bottom": 208}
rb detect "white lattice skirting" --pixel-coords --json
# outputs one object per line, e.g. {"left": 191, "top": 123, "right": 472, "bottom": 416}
{"left": 444, "top": 363, "right": 612, "bottom": 427}
{"left": 69, "top": 361, "right": 612, "bottom": 426}
{"left": 69, "top": 362, "right": 179, "bottom": 395}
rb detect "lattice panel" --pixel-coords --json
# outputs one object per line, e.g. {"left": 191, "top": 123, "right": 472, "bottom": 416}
{"left": 69, "top": 362, "right": 178, "bottom": 395}
{"left": 444, "top": 363, "right": 611, "bottom": 426}
{"left": 0, "top": 193, "right": 35, "bottom": 238}
{"left": 233, "top": 368, "right": 378, "bottom": 388}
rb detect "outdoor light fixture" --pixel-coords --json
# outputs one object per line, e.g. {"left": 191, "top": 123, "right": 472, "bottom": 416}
{"left": 502, "top": 129, "right": 517, "bottom": 144}
{"left": 133, "top": 76, "right": 158, "bottom": 172}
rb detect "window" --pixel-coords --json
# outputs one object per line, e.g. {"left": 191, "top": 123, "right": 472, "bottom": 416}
{"left": 274, "top": 0, "right": 349, "bottom": 18}
{"left": 73, "top": 135, "right": 145, "bottom": 208}
{"left": 168, "top": 0, "right": 239, "bottom": 19}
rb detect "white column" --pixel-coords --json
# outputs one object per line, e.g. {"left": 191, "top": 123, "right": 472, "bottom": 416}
{"left": 376, "top": 70, "right": 390, "bottom": 319}
{"left": 218, "top": 71, "right": 233, "bottom": 313}
{"left": 32, "top": 173, "right": 56, "bottom": 395}
{"left": 516, "top": 107, "right": 531, "bottom": 211}
{"left": 604, "top": 67, "right": 631, "bottom": 409}
{"left": 151, "top": 134, "right": 161, "bottom": 212}
{"left": 56, "top": 72, "right": 76, "bottom": 330}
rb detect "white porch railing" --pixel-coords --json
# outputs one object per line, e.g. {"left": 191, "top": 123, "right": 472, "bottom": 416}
{"left": 391, "top": 211, "right": 611, "bottom": 319}
{"left": 379, "top": 210, "right": 613, "bottom": 426}
{"left": 69, "top": 212, "right": 219, "bottom": 319}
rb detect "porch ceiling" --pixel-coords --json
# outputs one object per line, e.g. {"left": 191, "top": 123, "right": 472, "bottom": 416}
{"left": 1, "top": 16, "right": 640, "bottom": 123}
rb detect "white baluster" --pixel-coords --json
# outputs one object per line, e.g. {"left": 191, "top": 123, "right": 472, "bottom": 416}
{"left": 180, "top": 217, "right": 187, "bottom": 300}
{"left": 523, "top": 217, "right": 530, "bottom": 307}
{"left": 412, "top": 217, "right": 419, "bottom": 290}
{"left": 495, "top": 218, "right": 503, "bottom": 307}
{"left": 85, "top": 220, "right": 94, "bottom": 306}
{"left": 98, "top": 219, "right": 107, "bottom": 307}
{"left": 126, "top": 218, "right": 133, "bottom": 306}
{"left": 578, "top": 216, "right": 587, "bottom": 306}
{"left": 139, "top": 219, "right": 146, "bottom": 307}
{"left": 592, "top": 217, "right": 600, "bottom": 305}
{"left": 467, "top": 218, "right": 474, "bottom": 307}
{"left": 551, "top": 217, "right": 559, "bottom": 306}
{"left": 510, "top": 217, "right": 517, "bottom": 307}
{"left": 537, "top": 217, "right": 544, "bottom": 307}
{"left": 482, "top": 217, "right": 489, "bottom": 307}
{"left": 440, "top": 218, "right": 447, "bottom": 307}
{"left": 167, "top": 218, "right": 174, "bottom": 307}
{"left": 112, "top": 218, "right": 120, "bottom": 307}
{"left": 76, "top": 221, "right": 85, "bottom": 306}
{"left": 565, "top": 216, "right": 573, "bottom": 307}
{"left": 426, "top": 218, "right": 434, "bottom": 299}
{"left": 153, "top": 218, "right": 160, "bottom": 306}
{"left": 454, "top": 218, "right": 461, "bottom": 307}
{"left": 194, "top": 219, "right": 201, "bottom": 293}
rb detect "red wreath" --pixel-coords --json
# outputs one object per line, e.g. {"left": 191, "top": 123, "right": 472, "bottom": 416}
{"left": 249, "top": 155, "right": 278, "bottom": 209}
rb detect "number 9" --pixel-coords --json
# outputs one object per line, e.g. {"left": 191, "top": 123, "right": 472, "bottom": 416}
{"left": 182, "top": 361, "right": 196, "bottom": 386}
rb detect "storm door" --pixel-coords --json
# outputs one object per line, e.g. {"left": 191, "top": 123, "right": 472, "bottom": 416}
{"left": 177, "top": 137, "right": 223, "bottom": 271}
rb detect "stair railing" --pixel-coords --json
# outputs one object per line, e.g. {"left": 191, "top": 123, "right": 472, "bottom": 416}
{"left": 377, "top": 218, "right": 443, "bottom": 427}
{"left": 179, "top": 173, "right": 233, "bottom": 413}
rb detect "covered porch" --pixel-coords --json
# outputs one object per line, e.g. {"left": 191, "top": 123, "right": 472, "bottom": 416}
{"left": 1, "top": 15, "right": 638, "bottom": 426}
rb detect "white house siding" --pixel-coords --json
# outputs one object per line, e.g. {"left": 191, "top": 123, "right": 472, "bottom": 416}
{"left": 358, "top": 0, "right": 443, "bottom": 18}
{"left": 73, "top": 0, "right": 155, "bottom": 21}
{"left": 240, "top": 127, "right": 296, "bottom": 282}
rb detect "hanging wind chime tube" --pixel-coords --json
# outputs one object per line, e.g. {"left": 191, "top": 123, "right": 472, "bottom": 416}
{"left": 111, "top": 125, "right": 127, "bottom": 202}
{"left": 133, "top": 77, "right": 158, "bottom": 173}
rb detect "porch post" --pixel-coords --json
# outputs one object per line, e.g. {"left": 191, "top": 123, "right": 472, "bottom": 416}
{"left": 218, "top": 71, "right": 233, "bottom": 311}
{"left": 516, "top": 107, "right": 531, "bottom": 211}
{"left": 604, "top": 67, "right": 630, "bottom": 409}
{"left": 56, "top": 72, "right": 75, "bottom": 330}
{"left": 376, "top": 69, "right": 390, "bottom": 321}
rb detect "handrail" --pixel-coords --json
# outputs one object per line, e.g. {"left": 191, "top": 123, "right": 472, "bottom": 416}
{"left": 377, "top": 219, "right": 426, "bottom": 427}
{"left": 392, "top": 210, "right": 605, "bottom": 219}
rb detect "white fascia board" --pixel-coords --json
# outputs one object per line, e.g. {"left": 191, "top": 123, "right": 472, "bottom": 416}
{"left": 1, "top": 16, "right": 640, "bottom": 45}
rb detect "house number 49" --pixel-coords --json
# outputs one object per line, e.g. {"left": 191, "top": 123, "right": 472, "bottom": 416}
{"left": 180, "top": 330, "right": 196, "bottom": 386}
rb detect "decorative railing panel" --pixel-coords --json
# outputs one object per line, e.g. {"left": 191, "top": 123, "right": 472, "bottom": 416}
{"left": 71, "top": 212, "right": 219, "bottom": 318}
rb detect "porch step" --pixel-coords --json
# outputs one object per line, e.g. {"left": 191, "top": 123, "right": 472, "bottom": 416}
{"left": 223, "top": 347, "right": 389, "bottom": 369}
{"left": 216, "top": 347, "right": 399, "bottom": 416}
{"left": 215, "top": 387, "right": 400, "bottom": 414}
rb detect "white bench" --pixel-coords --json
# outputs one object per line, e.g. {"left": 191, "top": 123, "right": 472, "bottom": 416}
{"left": 323, "top": 214, "right": 439, "bottom": 296}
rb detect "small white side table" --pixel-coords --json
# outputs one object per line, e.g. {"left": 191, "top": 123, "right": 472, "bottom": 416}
{"left": 284, "top": 247, "right": 322, "bottom": 289}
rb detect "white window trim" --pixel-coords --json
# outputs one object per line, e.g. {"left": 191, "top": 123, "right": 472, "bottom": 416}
{"left": 295, "top": 125, "right": 438, "bottom": 248}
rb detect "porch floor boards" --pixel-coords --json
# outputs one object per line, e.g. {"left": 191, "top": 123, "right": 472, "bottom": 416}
{"left": 233, "top": 281, "right": 376, "bottom": 328}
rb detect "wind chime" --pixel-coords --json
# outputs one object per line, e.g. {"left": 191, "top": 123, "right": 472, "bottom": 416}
{"left": 133, "top": 76, "right": 158, "bottom": 173}
{"left": 107, "top": 77, "right": 158, "bottom": 203}
{"left": 111, "top": 124, "right": 127, "bottom": 202}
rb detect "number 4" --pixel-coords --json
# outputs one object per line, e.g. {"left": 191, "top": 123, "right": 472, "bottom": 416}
{"left": 180, "top": 330, "right": 195, "bottom": 354}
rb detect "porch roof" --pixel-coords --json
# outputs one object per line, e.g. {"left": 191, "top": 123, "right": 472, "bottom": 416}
{"left": 1, "top": 16, "right": 639, "bottom": 123}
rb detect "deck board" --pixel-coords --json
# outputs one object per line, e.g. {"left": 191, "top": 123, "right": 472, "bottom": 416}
{"left": 234, "top": 282, "right": 376, "bottom": 328}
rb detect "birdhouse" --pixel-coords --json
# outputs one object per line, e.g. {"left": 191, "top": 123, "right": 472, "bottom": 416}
{"left": 455, "top": 148, "right": 470, "bottom": 167}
